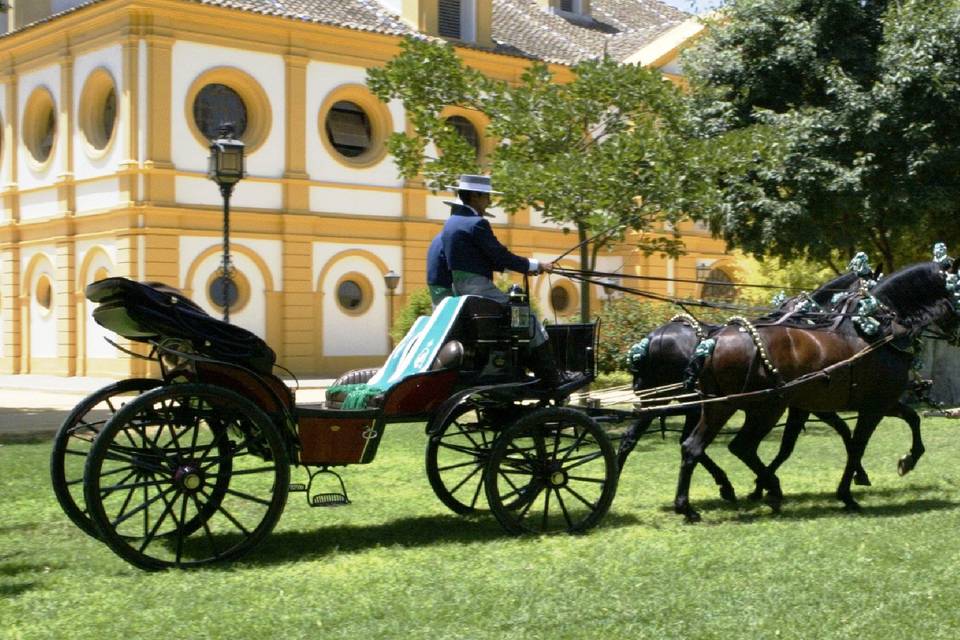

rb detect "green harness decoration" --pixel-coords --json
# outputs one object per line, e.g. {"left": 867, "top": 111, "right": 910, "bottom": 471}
{"left": 627, "top": 338, "right": 650, "bottom": 372}
{"left": 853, "top": 295, "right": 881, "bottom": 336}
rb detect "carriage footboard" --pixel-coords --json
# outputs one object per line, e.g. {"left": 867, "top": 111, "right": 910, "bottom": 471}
{"left": 297, "top": 407, "right": 386, "bottom": 465}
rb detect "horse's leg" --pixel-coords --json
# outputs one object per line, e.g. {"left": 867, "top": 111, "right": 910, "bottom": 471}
{"left": 617, "top": 415, "right": 654, "bottom": 472}
{"left": 813, "top": 411, "right": 871, "bottom": 486}
{"left": 676, "top": 402, "right": 736, "bottom": 522}
{"left": 891, "top": 402, "right": 924, "bottom": 476}
{"left": 681, "top": 408, "right": 737, "bottom": 503}
{"left": 728, "top": 404, "right": 786, "bottom": 512}
{"left": 837, "top": 412, "right": 883, "bottom": 511}
{"left": 748, "top": 407, "right": 806, "bottom": 501}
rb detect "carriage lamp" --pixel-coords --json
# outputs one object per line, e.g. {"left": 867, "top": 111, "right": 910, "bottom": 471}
{"left": 384, "top": 270, "right": 401, "bottom": 345}
{"left": 207, "top": 123, "right": 246, "bottom": 323}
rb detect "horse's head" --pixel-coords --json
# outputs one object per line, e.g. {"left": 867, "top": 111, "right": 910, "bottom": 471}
{"left": 871, "top": 261, "right": 959, "bottom": 333}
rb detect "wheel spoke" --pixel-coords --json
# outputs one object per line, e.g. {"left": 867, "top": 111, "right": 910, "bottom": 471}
{"left": 562, "top": 450, "right": 604, "bottom": 471}
{"left": 138, "top": 488, "right": 182, "bottom": 553}
{"left": 567, "top": 475, "right": 606, "bottom": 484}
{"left": 224, "top": 487, "right": 273, "bottom": 507}
{"left": 468, "top": 472, "right": 484, "bottom": 509}
{"left": 437, "top": 459, "right": 481, "bottom": 473}
{"left": 438, "top": 441, "right": 486, "bottom": 457}
{"left": 447, "top": 463, "right": 483, "bottom": 497}
{"left": 540, "top": 486, "right": 552, "bottom": 531}
{"left": 560, "top": 426, "right": 590, "bottom": 462}
{"left": 554, "top": 488, "right": 574, "bottom": 529}
{"left": 175, "top": 492, "right": 190, "bottom": 565}
{"left": 190, "top": 493, "right": 221, "bottom": 558}
{"left": 228, "top": 465, "right": 277, "bottom": 477}
{"left": 562, "top": 484, "right": 599, "bottom": 510}
{"left": 110, "top": 483, "right": 177, "bottom": 528}
{"left": 211, "top": 500, "right": 251, "bottom": 536}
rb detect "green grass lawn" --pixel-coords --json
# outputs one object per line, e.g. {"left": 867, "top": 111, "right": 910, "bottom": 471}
{"left": 3, "top": 414, "right": 960, "bottom": 639}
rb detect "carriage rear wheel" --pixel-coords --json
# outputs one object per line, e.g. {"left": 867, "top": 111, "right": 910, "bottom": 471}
{"left": 50, "top": 378, "right": 162, "bottom": 538}
{"left": 484, "top": 407, "right": 618, "bottom": 535}
{"left": 425, "top": 403, "right": 498, "bottom": 515}
{"left": 83, "top": 383, "right": 289, "bottom": 570}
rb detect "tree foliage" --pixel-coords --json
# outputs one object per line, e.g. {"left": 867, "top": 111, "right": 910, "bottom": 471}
{"left": 686, "top": 0, "right": 960, "bottom": 273}
{"left": 369, "top": 37, "right": 717, "bottom": 318}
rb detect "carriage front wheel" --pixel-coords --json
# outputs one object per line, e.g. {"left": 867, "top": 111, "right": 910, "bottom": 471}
{"left": 425, "top": 403, "right": 499, "bottom": 516}
{"left": 83, "top": 383, "right": 290, "bottom": 570}
{"left": 484, "top": 407, "right": 618, "bottom": 535}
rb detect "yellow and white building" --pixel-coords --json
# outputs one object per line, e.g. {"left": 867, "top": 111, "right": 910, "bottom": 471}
{"left": 0, "top": 0, "right": 731, "bottom": 377}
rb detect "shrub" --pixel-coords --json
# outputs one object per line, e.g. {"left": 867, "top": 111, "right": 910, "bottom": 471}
{"left": 390, "top": 287, "right": 434, "bottom": 343}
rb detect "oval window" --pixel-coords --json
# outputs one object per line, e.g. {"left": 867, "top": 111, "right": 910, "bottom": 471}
{"left": 193, "top": 83, "right": 248, "bottom": 141}
{"left": 325, "top": 101, "right": 372, "bottom": 158}
{"left": 36, "top": 274, "right": 54, "bottom": 311}
{"left": 23, "top": 88, "right": 57, "bottom": 165}
{"left": 550, "top": 285, "right": 571, "bottom": 314}
{"left": 79, "top": 69, "right": 119, "bottom": 152}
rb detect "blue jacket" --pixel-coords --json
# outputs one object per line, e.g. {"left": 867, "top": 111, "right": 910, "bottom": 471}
{"left": 441, "top": 203, "right": 530, "bottom": 279}
{"left": 426, "top": 234, "right": 452, "bottom": 287}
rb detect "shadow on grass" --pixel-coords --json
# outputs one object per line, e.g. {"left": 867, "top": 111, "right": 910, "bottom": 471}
{"left": 0, "top": 582, "right": 37, "bottom": 597}
{"left": 659, "top": 484, "right": 960, "bottom": 523}
{"left": 224, "top": 511, "right": 643, "bottom": 568}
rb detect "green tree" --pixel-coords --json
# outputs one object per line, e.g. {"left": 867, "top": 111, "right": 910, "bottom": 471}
{"left": 686, "top": 0, "right": 960, "bottom": 273}
{"left": 368, "top": 37, "right": 715, "bottom": 319}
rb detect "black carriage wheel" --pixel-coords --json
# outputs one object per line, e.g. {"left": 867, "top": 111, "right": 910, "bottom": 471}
{"left": 83, "top": 383, "right": 290, "bottom": 570}
{"left": 50, "top": 378, "right": 162, "bottom": 538}
{"left": 425, "top": 403, "right": 499, "bottom": 516}
{"left": 484, "top": 407, "right": 618, "bottom": 535}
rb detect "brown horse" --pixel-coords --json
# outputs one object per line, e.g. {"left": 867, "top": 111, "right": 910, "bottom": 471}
{"left": 675, "top": 260, "right": 960, "bottom": 521}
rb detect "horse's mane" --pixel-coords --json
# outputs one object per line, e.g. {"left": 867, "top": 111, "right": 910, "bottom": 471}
{"left": 871, "top": 262, "right": 951, "bottom": 328}
{"left": 810, "top": 271, "right": 859, "bottom": 306}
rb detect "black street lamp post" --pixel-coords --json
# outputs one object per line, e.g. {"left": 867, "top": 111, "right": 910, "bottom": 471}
{"left": 384, "top": 270, "right": 400, "bottom": 345}
{"left": 207, "top": 124, "right": 245, "bottom": 322}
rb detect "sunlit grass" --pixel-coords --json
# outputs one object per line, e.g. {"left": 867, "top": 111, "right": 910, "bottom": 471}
{"left": 3, "top": 413, "right": 960, "bottom": 639}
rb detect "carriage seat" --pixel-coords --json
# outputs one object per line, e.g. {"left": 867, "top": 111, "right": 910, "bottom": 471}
{"left": 86, "top": 277, "right": 277, "bottom": 374}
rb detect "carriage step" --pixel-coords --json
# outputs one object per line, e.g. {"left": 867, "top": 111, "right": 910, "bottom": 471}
{"left": 303, "top": 467, "right": 351, "bottom": 508}
{"left": 310, "top": 492, "right": 351, "bottom": 507}
{"left": 288, "top": 483, "right": 308, "bottom": 492}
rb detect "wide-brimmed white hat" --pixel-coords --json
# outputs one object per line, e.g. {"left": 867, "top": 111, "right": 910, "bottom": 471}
{"left": 448, "top": 174, "right": 502, "bottom": 194}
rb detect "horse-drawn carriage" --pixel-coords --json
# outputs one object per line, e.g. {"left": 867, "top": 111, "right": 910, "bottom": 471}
{"left": 52, "top": 245, "right": 960, "bottom": 569}
{"left": 51, "top": 277, "right": 617, "bottom": 570}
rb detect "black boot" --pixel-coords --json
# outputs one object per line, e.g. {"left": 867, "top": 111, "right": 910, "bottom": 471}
{"left": 528, "top": 342, "right": 563, "bottom": 389}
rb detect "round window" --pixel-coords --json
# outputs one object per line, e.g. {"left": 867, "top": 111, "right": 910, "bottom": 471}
{"left": 36, "top": 274, "right": 54, "bottom": 311}
{"left": 550, "top": 284, "right": 572, "bottom": 314}
{"left": 23, "top": 88, "right": 57, "bottom": 165}
{"left": 334, "top": 272, "right": 373, "bottom": 315}
{"left": 338, "top": 280, "right": 363, "bottom": 310}
{"left": 206, "top": 269, "right": 250, "bottom": 314}
{"left": 193, "top": 83, "right": 248, "bottom": 141}
{"left": 325, "top": 101, "right": 371, "bottom": 158}
{"left": 446, "top": 115, "right": 480, "bottom": 157}
{"left": 79, "top": 69, "right": 119, "bottom": 153}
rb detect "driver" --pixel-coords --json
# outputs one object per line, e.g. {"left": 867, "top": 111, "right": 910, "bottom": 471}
{"left": 440, "top": 174, "right": 563, "bottom": 388}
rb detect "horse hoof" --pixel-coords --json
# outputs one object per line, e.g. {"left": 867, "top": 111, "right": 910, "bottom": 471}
{"left": 841, "top": 500, "right": 861, "bottom": 512}
{"left": 684, "top": 510, "right": 702, "bottom": 524}
{"left": 854, "top": 472, "right": 872, "bottom": 487}
{"left": 719, "top": 484, "right": 737, "bottom": 503}
{"left": 898, "top": 454, "right": 915, "bottom": 477}
{"left": 765, "top": 496, "right": 783, "bottom": 513}
{"left": 747, "top": 488, "right": 763, "bottom": 502}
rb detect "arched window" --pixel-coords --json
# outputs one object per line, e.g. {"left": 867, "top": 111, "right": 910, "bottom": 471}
{"left": 701, "top": 268, "right": 736, "bottom": 301}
